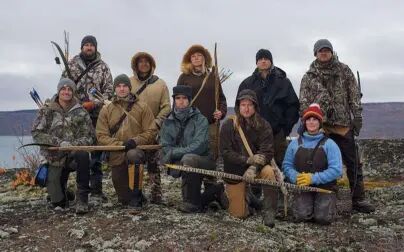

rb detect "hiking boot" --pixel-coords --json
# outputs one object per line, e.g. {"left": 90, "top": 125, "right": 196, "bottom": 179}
{"left": 352, "top": 200, "right": 375, "bottom": 213}
{"left": 247, "top": 191, "right": 263, "bottom": 211}
{"left": 263, "top": 210, "right": 276, "bottom": 228}
{"left": 128, "top": 193, "right": 147, "bottom": 211}
{"left": 262, "top": 187, "right": 278, "bottom": 227}
{"left": 75, "top": 200, "right": 89, "bottom": 214}
{"left": 178, "top": 202, "right": 201, "bottom": 213}
{"left": 47, "top": 189, "right": 75, "bottom": 203}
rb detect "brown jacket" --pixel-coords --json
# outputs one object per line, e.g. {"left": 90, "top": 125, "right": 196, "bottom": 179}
{"left": 130, "top": 52, "right": 171, "bottom": 128}
{"left": 220, "top": 114, "right": 274, "bottom": 177}
{"left": 96, "top": 94, "right": 157, "bottom": 166}
{"left": 177, "top": 71, "right": 227, "bottom": 124}
{"left": 177, "top": 45, "right": 227, "bottom": 124}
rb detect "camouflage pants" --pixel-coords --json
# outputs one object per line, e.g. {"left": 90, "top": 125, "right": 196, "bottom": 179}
{"left": 145, "top": 150, "right": 162, "bottom": 202}
{"left": 292, "top": 192, "right": 336, "bottom": 225}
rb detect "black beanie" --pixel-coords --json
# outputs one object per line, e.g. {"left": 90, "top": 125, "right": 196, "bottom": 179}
{"left": 172, "top": 85, "right": 192, "bottom": 101}
{"left": 113, "top": 74, "right": 132, "bottom": 90}
{"left": 81, "top": 35, "right": 97, "bottom": 49}
{"left": 256, "top": 49, "right": 273, "bottom": 64}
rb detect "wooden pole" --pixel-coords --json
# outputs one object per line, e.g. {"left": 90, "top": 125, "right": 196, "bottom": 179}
{"left": 47, "top": 144, "right": 161, "bottom": 152}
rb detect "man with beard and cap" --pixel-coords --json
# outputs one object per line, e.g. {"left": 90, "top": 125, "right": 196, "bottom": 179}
{"left": 283, "top": 103, "right": 342, "bottom": 224}
{"left": 299, "top": 39, "right": 375, "bottom": 213}
{"left": 130, "top": 52, "right": 170, "bottom": 204}
{"left": 159, "top": 85, "right": 227, "bottom": 213}
{"left": 96, "top": 74, "right": 157, "bottom": 209}
{"left": 220, "top": 89, "right": 281, "bottom": 227}
{"left": 237, "top": 49, "right": 299, "bottom": 208}
{"left": 62, "top": 35, "right": 113, "bottom": 201}
{"left": 32, "top": 78, "right": 95, "bottom": 213}
{"left": 238, "top": 49, "right": 299, "bottom": 168}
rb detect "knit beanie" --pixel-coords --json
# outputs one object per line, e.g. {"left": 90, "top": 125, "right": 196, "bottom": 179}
{"left": 57, "top": 78, "right": 76, "bottom": 93}
{"left": 313, "top": 39, "right": 333, "bottom": 56}
{"left": 81, "top": 35, "right": 97, "bottom": 49}
{"left": 256, "top": 49, "right": 273, "bottom": 64}
{"left": 302, "top": 103, "right": 323, "bottom": 122}
{"left": 113, "top": 74, "right": 132, "bottom": 90}
{"left": 172, "top": 85, "right": 192, "bottom": 101}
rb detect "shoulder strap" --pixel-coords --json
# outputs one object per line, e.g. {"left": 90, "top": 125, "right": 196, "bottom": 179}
{"left": 309, "top": 136, "right": 328, "bottom": 163}
{"left": 298, "top": 136, "right": 303, "bottom": 146}
{"left": 135, "top": 82, "right": 148, "bottom": 96}
{"left": 228, "top": 115, "right": 254, "bottom": 157}
{"left": 190, "top": 71, "right": 211, "bottom": 106}
{"left": 109, "top": 101, "right": 136, "bottom": 136}
{"left": 134, "top": 75, "right": 159, "bottom": 96}
{"left": 75, "top": 61, "right": 102, "bottom": 84}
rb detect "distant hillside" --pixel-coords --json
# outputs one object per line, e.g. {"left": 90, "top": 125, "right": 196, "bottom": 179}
{"left": 0, "top": 109, "right": 37, "bottom": 136}
{"left": 1, "top": 103, "right": 403, "bottom": 138}
{"left": 226, "top": 103, "right": 404, "bottom": 139}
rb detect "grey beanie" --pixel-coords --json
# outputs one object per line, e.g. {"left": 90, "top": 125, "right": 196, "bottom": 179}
{"left": 313, "top": 39, "right": 333, "bottom": 56}
{"left": 113, "top": 74, "right": 132, "bottom": 90}
{"left": 57, "top": 78, "right": 76, "bottom": 93}
{"left": 81, "top": 35, "right": 97, "bottom": 49}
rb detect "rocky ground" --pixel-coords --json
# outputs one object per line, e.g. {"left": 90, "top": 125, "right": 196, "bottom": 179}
{"left": 0, "top": 166, "right": 403, "bottom": 252}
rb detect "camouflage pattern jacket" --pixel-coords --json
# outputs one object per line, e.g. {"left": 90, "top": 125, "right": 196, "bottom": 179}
{"left": 31, "top": 96, "right": 95, "bottom": 165}
{"left": 63, "top": 52, "right": 113, "bottom": 120}
{"left": 299, "top": 57, "right": 362, "bottom": 127}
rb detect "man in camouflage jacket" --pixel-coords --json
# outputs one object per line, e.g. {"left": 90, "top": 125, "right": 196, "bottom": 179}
{"left": 62, "top": 35, "right": 113, "bottom": 198}
{"left": 32, "top": 78, "right": 95, "bottom": 213}
{"left": 299, "top": 39, "right": 374, "bottom": 213}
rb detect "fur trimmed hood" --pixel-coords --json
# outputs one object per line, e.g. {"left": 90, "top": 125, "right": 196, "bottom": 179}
{"left": 131, "top": 52, "right": 156, "bottom": 76}
{"left": 181, "top": 44, "right": 212, "bottom": 74}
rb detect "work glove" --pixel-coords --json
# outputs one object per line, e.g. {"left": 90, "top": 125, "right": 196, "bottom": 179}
{"left": 60, "top": 141, "right": 72, "bottom": 147}
{"left": 247, "top": 154, "right": 266, "bottom": 166}
{"left": 123, "top": 139, "right": 137, "bottom": 152}
{"left": 243, "top": 165, "right": 257, "bottom": 182}
{"left": 296, "top": 172, "right": 313, "bottom": 186}
{"left": 82, "top": 101, "right": 96, "bottom": 112}
{"left": 352, "top": 117, "right": 362, "bottom": 136}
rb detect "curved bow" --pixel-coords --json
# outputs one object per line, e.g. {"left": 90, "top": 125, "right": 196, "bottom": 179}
{"left": 51, "top": 41, "right": 74, "bottom": 81}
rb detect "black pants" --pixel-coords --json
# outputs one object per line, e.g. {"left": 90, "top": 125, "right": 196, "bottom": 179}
{"left": 328, "top": 130, "right": 365, "bottom": 202}
{"left": 180, "top": 154, "right": 219, "bottom": 208}
{"left": 89, "top": 151, "right": 103, "bottom": 194}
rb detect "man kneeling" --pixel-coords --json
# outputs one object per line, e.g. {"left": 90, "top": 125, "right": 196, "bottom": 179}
{"left": 220, "top": 89, "right": 279, "bottom": 227}
{"left": 32, "top": 78, "right": 95, "bottom": 213}
{"left": 96, "top": 74, "right": 157, "bottom": 209}
{"left": 160, "top": 85, "right": 225, "bottom": 213}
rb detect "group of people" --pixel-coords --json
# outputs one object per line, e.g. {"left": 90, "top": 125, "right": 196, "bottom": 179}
{"left": 32, "top": 35, "right": 375, "bottom": 227}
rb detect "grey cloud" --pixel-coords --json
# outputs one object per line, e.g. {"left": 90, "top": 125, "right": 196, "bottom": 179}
{"left": 0, "top": 0, "right": 403, "bottom": 110}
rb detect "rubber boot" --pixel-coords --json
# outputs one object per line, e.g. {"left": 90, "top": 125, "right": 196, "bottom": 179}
{"left": 262, "top": 187, "right": 278, "bottom": 227}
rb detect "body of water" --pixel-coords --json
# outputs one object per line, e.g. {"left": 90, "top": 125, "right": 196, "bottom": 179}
{"left": 0, "top": 135, "right": 33, "bottom": 168}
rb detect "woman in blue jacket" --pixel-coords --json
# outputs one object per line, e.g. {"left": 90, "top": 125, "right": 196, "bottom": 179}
{"left": 282, "top": 103, "right": 342, "bottom": 224}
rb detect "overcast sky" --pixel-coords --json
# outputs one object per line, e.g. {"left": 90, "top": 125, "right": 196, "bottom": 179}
{"left": 0, "top": 0, "right": 403, "bottom": 111}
